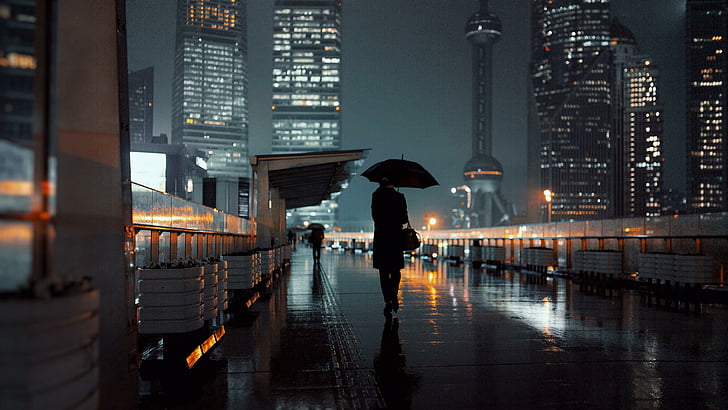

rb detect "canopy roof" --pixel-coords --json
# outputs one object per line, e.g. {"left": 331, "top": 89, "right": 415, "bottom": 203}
{"left": 250, "top": 149, "right": 368, "bottom": 209}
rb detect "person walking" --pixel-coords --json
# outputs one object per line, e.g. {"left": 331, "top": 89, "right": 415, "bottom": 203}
{"left": 371, "top": 177, "right": 410, "bottom": 318}
{"left": 308, "top": 226, "right": 324, "bottom": 263}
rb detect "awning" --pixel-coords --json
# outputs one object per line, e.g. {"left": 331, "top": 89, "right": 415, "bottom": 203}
{"left": 250, "top": 149, "right": 368, "bottom": 209}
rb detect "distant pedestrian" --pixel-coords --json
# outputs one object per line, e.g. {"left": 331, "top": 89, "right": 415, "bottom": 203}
{"left": 287, "top": 230, "right": 295, "bottom": 245}
{"left": 371, "top": 177, "right": 410, "bottom": 318}
{"left": 308, "top": 226, "right": 324, "bottom": 263}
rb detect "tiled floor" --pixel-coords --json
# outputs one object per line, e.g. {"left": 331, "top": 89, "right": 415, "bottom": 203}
{"left": 140, "top": 248, "right": 728, "bottom": 409}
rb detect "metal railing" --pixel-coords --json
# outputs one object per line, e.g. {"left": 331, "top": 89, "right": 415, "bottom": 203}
{"left": 131, "top": 183, "right": 255, "bottom": 267}
{"left": 329, "top": 213, "right": 728, "bottom": 282}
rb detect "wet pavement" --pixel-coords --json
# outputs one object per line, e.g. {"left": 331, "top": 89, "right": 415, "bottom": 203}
{"left": 140, "top": 248, "right": 728, "bottom": 409}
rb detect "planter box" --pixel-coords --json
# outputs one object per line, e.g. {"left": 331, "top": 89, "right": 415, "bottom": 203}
{"left": 521, "top": 248, "right": 553, "bottom": 267}
{"left": 138, "top": 304, "right": 202, "bottom": 321}
{"left": 573, "top": 251, "right": 623, "bottom": 276}
{"left": 138, "top": 290, "right": 202, "bottom": 307}
{"left": 638, "top": 253, "right": 713, "bottom": 284}
{"left": 138, "top": 277, "right": 203, "bottom": 293}
{"left": 216, "top": 261, "right": 228, "bottom": 311}
{"left": 0, "top": 290, "right": 100, "bottom": 410}
{"left": 138, "top": 317, "right": 203, "bottom": 334}
{"left": 137, "top": 266, "right": 204, "bottom": 334}
{"left": 203, "top": 264, "right": 219, "bottom": 320}
{"left": 225, "top": 254, "right": 257, "bottom": 290}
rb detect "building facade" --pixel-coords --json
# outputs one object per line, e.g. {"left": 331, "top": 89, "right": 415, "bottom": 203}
{"left": 611, "top": 19, "right": 663, "bottom": 217}
{"left": 531, "top": 0, "right": 612, "bottom": 221}
{"left": 622, "top": 57, "right": 663, "bottom": 216}
{"left": 129, "top": 66, "right": 154, "bottom": 145}
{"left": 686, "top": 0, "right": 728, "bottom": 213}
{"left": 0, "top": 0, "right": 35, "bottom": 148}
{"left": 272, "top": 0, "right": 342, "bottom": 228}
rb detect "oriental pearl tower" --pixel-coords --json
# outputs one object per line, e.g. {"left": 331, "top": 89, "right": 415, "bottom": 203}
{"left": 463, "top": 0, "right": 511, "bottom": 227}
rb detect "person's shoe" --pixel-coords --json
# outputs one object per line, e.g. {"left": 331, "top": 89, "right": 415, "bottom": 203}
{"left": 391, "top": 298, "right": 399, "bottom": 313}
{"left": 383, "top": 303, "right": 393, "bottom": 319}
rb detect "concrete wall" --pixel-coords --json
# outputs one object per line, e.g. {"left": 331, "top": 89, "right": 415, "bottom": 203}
{"left": 54, "top": 1, "right": 137, "bottom": 407}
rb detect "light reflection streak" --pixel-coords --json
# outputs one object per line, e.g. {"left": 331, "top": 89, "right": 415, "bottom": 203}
{"left": 0, "top": 223, "right": 33, "bottom": 241}
{"left": 400, "top": 260, "right": 480, "bottom": 341}
{"left": 131, "top": 183, "right": 253, "bottom": 234}
{"left": 0, "top": 221, "right": 32, "bottom": 292}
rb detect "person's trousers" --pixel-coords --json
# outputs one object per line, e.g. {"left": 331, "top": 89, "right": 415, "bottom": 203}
{"left": 378, "top": 269, "right": 401, "bottom": 303}
{"left": 312, "top": 245, "right": 321, "bottom": 260}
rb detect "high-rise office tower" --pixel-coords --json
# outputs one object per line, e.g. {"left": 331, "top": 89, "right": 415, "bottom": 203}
{"left": 172, "top": 0, "right": 249, "bottom": 180}
{"left": 531, "top": 0, "right": 612, "bottom": 221}
{"left": 0, "top": 1, "right": 36, "bottom": 217}
{"left": 623, "top": 57, "right": 663, "bottom": 216}
{"left": 611, "top": 19, "right": 663, "bottom": 217}
{"left": 129, "top": 66, "right": 154, "bottom": 145}
{"left": 462, "top": 0, "right": 511, "bottom": 228}
{"left": 272, "top": 0, "right": 342, "bottom": 228}
{"left": 686, "top": 0, "right": 728, "bottom": 213}
{"left": 0, "top": 0, "right": 35, "bottom": 147}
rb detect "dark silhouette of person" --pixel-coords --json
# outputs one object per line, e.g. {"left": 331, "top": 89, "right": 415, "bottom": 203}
{"left": 371, "top": 177, "right": 409, "bottom": 317}
{"left": 308, "top": 227, "right": 324, "bottom": 262}
{"left": 374, "top": 319, "right": 419, "bottom": 409}
{"left": 287, "top": 229, "right": 295, "bottom": 244}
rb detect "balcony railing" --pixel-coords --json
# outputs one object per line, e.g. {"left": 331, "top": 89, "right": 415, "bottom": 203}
{"left": 131, "top": 183, "right": 255, "bottom": 267}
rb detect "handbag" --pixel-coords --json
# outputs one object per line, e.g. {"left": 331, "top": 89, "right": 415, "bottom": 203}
{"left": 401, "top": 223, "right": 421, "bottom": 251}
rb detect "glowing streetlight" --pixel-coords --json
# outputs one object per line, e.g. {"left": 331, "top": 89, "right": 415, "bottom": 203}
{"left": 543, "top": 189, "right": 553, "bottom": 223}
{"left": 424, "top": 214, "right": 437, "bottom": 240}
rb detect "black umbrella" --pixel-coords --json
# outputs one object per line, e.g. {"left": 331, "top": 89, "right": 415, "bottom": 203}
{"left": 307, "top": 223, "right": 325, "bottom": 230}
{"left": 361, "top": 159, "right": 439, "bottom": 189}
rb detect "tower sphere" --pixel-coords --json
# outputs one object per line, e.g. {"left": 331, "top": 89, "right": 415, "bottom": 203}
{"left": 465, "top": 11, "right": 502, "bottom": 44}
{"left": 463, "top": 154, "right": 503, "bottom": 192}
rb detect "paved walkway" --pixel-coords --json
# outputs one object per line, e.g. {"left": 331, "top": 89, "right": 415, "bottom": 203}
{"left": 140, "top": 248, "right": 728, "bottom": 409}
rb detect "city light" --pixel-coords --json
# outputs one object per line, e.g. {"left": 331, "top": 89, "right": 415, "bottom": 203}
{"left": 543, "top": 189, "right": 553, "bottom": 223}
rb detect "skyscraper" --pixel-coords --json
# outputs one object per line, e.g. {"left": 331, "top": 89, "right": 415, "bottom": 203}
{"left": 686, "top": 0, "right": 728, "bottom": 213}
{"left": 0, "top": 0, "right": 36, "bottom": 216}
{"left": 611, "top": 19, "right": 663, "bottom": 217}
{"left": 171, "top": 0, "right": 249, "bottom": 180}
{"left": 462, "top": 0, "right": 511, "bottom": 228}
{"left": 531, "top": 0, "right": 612, "bottom": 221}
{"left": 0, "top": 0, "right": 36, "bottom": 147}
{"left": 272, "top": 0, "right": 342, "bottom": 228}
{"left": 622, "top": 58, "right": 664, "bottom": 217}
{"left": 128, "top": 66, "right": 154, "bottom": 145}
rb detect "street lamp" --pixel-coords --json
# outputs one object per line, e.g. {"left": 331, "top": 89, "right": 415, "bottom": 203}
{"left": 543, "top": 189, "right": 552, "bottom": 223}
{"left": 424, "top": 214, "right": 437, "bottom": 239}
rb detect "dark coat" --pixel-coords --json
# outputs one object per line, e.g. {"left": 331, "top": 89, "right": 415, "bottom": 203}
{"left": 371, "top": 186, "right": 409, "bottom": 270}
{"left": 308, "top": 229, "right": 324, "bottom": 246}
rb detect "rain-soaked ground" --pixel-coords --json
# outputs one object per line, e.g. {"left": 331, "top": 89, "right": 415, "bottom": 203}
{"left": 140, "top": 247, "right": 728, "bottom": 409}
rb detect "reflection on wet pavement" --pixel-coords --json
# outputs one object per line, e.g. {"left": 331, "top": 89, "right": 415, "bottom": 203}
{"left": 140, "top": 249, "right": 728, "bottom": 409}
{"left": 334, "top": 252, "right": 728, "bottom": 409}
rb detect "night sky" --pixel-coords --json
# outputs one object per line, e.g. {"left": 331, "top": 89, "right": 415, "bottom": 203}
{"left": 126, "top": 0, "right": 685, "bottom": 228}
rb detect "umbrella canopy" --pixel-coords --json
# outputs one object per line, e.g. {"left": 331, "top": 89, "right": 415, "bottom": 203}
{"left": 361, "top": 159, "right": 439, "bottom": 189}
{"left": 307, "top": 223, "right": 325, "bottom": 230}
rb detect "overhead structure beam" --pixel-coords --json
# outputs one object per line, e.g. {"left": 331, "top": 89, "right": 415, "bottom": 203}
{"left": 250, "top": 149, "right": 368, "bottom": 247}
